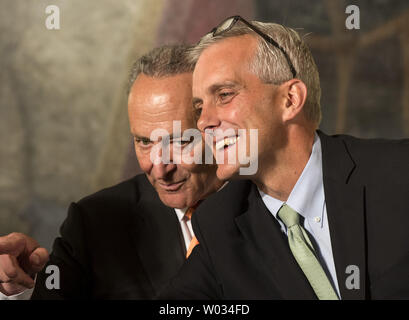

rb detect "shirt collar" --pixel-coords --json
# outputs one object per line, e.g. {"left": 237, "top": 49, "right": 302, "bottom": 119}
{"left": 258, "top": 133, "right": 325, "bottom": 226}
{"left": 173, "top": 181, "right": 229, "bottom": 222}
{"left": 174, "top": 207, "right": 187, "bottom": 222}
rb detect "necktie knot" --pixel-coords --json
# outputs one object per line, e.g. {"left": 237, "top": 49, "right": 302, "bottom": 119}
{"left": 184, "top": 200, "right": 202, "bottom": 220}
{"left": 278, "top": 204, "right": 299, "bottom": 228}
{"left": 184, "top": 207, "right": 194, "bottom": 220}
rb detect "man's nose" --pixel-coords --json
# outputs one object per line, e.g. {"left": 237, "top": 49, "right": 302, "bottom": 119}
{"left": 150, "top": 140, "right": 179, "bottom": 178}
{"left": 197, "top": 104, "right": 220, "bottom": 132}
{"left": 152, "top": 161, "right": 177, "bottom": 178}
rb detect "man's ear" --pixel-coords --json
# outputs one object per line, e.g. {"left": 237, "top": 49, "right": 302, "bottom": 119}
{"left": 282, "top": 79, "right": 307, "bottom": 122}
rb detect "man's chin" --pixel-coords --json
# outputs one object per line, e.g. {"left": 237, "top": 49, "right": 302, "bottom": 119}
{"left": 158, "top": 193, "right": 188, "bottom": 209}
{"left": 216, "top": 164, "right": 241, "bottom": 181}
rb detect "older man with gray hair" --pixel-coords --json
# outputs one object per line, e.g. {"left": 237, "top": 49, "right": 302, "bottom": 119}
{"left": 0, "top": 44, "right": 223, "bottom": 299}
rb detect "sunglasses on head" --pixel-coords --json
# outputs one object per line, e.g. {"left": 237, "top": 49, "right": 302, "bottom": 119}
{"left": 201, "top": 15, "right": 297, "bottom": 78}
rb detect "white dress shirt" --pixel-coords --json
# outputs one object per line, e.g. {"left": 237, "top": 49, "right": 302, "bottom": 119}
{"left": 174, "top": 208, "right": 195, "bottom": 250}
{"left": 174, "top": 181, "right": 228, "bottom": 251}
{"left": 258, "top": 134, "right": 341, "bottom": 298}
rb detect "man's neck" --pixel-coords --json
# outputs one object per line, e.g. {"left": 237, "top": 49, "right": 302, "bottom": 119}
{"left": 255, "top": 128, "right": 315, "bottom": 201}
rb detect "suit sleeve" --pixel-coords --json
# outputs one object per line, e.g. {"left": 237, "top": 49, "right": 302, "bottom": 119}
{"left": 157, "top": 214, "right": 222, "bottom": 300}
{"left": 31, "top": 202, "right": 92, "bottom": 299}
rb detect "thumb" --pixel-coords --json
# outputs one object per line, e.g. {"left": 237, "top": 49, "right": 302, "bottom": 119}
{"left": 27, "top": 247, "right": 49, "bottom": 274}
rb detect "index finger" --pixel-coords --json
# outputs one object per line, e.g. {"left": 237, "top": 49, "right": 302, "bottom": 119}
{"left": 0, "top": 234, "right": 25, "bottom": 256}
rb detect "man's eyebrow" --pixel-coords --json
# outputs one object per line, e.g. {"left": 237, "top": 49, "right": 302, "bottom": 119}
{"left": 208, "top": 81, "right": 239, "bottom": 94}
{"left": 132, "top": 133, "right": 181, "bottom": 141}
{"left": 132, "top": 134, "right": 151, "bottom": 141}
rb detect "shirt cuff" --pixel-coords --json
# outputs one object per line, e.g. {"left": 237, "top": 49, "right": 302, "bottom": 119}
{"left": 0, "top": 287, "right": 34, "bottom": 300}
{"left": 0, "top": 274, "right": 36, "bottom": 300}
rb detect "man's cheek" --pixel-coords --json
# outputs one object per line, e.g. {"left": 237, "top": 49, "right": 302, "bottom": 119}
{"left": 179, "top": 161, "right": 196, "bottom": 173}
{"left": 136, "top": 154, "right": 153, "bottom": 174}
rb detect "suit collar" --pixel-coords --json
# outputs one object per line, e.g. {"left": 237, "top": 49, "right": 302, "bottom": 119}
{"left": 319, "top": 131, "right": 367, "bottom": 299}
{"left": 317, "top": 130, "right": 356, "bottom": 183}
{"left": 235, "top": 183, "right": 317, "bottom": 299}
{"left": 127, "top": 175, "right": 185, "bottom": 295}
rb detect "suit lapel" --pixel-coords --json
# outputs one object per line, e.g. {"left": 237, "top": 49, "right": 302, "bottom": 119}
{"left": 319, "top": 131, "right": 367, "bottom": 299}
{"left": 235, "top": 184, "right": 317, "bottom": 299}
{"left": 128, "top": 178, "right": 185, "bottom": 295}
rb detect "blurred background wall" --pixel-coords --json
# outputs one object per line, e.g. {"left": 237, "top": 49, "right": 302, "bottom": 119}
{"left": 1, "top": 0, "right": 408, "bottom": 250}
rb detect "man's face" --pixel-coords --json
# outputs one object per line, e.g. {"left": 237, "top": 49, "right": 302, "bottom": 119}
{"left": 193, "top": 35, "right": 286, "bottom": 181}
{"left": 128, "top": 73, "right": 221, "bottom": 209}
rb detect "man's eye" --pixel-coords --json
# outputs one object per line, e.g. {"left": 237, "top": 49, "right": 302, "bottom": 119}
{"left": 194, "top": 107, "right": 202, "bottom": 118}
{"left": 135, "top": 138, "right": 152, "bottom": 147}
{"left": 218, "top": 91, "right": 235, "bottom": 103}
{"left": 173, "top": 139, "right": 191, "bottom": 147}
{"left": 193, "top": 102, "right": 203, "bottom": 118}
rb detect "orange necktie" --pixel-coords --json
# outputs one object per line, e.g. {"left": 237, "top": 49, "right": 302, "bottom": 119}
{"left": 186, "top": 237, "right": 199, "bottom": 259}
{"left": 184, "top": 203, "right": 201, "bottom": 259}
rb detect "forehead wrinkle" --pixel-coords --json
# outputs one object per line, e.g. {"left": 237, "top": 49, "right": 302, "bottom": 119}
{"left": 129, "top": 73, "right": 196, "bottom": 135}
{"left": 135, "top": 94, "right": 189, "bottom": 119}
{"left": 207, "top": 81, "right": 240, "bottom": 94}
{"left": 132, "top": 104, "right": 195, "bottom": 135}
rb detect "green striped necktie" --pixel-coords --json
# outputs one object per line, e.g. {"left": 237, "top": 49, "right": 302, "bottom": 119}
{"left": 278, "top": 204, "right": 339, "bottom": 300}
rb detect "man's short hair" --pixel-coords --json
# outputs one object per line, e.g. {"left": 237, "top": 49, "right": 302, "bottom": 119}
{"left": 189, "top": 21, "right": 322, "bottom": 125}
{"left": 128, "top": 44, "right": 195, "bottom": 94}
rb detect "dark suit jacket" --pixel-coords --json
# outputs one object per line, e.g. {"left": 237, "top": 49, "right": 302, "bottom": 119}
{"left": 32, "top": 174, "right": 187, "bottom": 299}
{"left": 161, "top": 131, "right": 409, "bottom": 299}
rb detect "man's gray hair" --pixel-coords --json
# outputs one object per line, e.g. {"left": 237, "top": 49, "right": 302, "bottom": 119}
{"left": 128, "top": 44, "right": 195, "bottom": 94}
{"left": 189, "top": 21, "right": 322, "bottom": 125}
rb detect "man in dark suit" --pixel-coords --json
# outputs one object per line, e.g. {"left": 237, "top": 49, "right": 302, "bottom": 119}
{"left": 0, "top": 45, "right": 223, "bottom": 299}
{"left": 160, "top": 16, "right": 409, "bottom": 299}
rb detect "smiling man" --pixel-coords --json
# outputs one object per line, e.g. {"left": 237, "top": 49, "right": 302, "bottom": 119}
{"left": 0, "top": 45, "right": 223, "bottom": 299}
{"left": 161, "top": 17, "right": 409, "bottom": 300}
{"left": 128, "top": 62, "right": 221, "bottom": 210}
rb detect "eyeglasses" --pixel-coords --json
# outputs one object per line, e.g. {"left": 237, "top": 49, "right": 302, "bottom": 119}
{"left": 201, "top": 15, "right": 297, "bottom": 78}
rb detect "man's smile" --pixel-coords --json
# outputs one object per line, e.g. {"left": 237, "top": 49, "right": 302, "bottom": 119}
{"left": 215, "top": 135, "right": 241, "bottom": 151}
{"left": 159, "top": 179, "right": 187, "bottom": 192}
